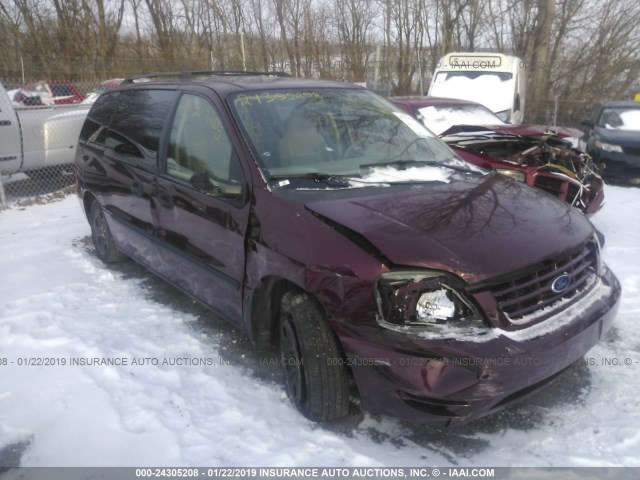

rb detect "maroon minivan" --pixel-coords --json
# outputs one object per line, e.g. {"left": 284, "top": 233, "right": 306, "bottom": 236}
{"left": 75, "top": 72, "right": 621, "bottom": 425}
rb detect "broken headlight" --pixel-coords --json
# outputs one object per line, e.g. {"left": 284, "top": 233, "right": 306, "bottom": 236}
{"left": 375, "top": 270, "right": 484, "bottom": 329}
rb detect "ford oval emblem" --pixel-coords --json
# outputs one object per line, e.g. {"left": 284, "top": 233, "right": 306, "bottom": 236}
{"left": 551, "top": 274, "right": 571, "bottom": 293}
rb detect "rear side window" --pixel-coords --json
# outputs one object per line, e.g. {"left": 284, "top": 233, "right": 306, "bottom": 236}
{"left": 80, "top": 92, "right": 119, "bottom": 142}
{"left": 111, "top": 90, "right": 176, "bottom": 151}
{"left": 107, "top": 89, "right": 177, "bottom": 171}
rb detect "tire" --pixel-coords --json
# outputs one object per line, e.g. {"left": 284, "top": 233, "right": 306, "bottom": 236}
{"left": 89, "top": 201, "right": 126, "bottom": 263}
{"left": 279, "top": 292, "right": 350, "bottom": 421}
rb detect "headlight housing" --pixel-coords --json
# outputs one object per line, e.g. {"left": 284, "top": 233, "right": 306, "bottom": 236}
{"left": 375, "top": 270, "right": 484, "bottom": 330}
{"left": 495, "top": 109, "right": 511, "bottom": 122}
{"left": 496, "top": 169, "right": 526, "bottom": 182}
{"left": 594, "top": 140, "right": 623, "bottom": 153}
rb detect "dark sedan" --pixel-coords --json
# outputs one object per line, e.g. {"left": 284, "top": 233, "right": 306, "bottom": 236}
{"left": 581, "top": 101, "right": 640, "bottom": 185}
{"left": 391, "top": 96, "right": 605, "bottom": 214}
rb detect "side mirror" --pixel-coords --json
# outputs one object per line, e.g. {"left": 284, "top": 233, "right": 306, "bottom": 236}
{"left": 190, "top": 171, "right": 243, "bottom": 198}
{"left": 190, "top": 171, "right": 219, "bottom": 193}
{"left": 581, "top": 118, "right": 594, "bottom": 128}
{"left": 222, "top": 183, "right": 242, "bottom": 197}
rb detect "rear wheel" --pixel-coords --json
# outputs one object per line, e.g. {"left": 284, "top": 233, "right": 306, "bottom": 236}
{"left": 279, "top": 292, "right": 350, "bottom": 421}
{"left": 90, "top": 201, "right": 126, "bottom": 263}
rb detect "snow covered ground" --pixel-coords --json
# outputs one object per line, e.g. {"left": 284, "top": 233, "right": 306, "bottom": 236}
{"left": 0, "top": 186, "right": 639, "bottom": 467}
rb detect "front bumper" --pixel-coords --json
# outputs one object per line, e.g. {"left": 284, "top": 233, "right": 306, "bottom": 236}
{"left": 340, "top": 265, "right": 621, "bottom": 425}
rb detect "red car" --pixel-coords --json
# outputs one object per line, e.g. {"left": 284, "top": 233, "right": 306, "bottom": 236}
{"left": 391, "top": 96, "right": 605, "bottom": 215}
{"left": 16, "top": 80, "right": 84, "bottom": 105}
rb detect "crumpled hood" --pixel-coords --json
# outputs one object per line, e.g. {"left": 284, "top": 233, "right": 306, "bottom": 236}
{"left": 441, "top": 124, "right": 584, "bottom": 139}
{"left": 305, "top": 174, "right": 594, "bottom": 284}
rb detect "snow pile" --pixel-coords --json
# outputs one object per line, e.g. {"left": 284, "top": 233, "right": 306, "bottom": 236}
{"left": 361, "top": 165, "right": 453, "bottom": 184}
{"left": 0, "top": 186, "right": 639, "bottom": 467}
{"left": 418, "top": 105, "right": 504, "bottom": 135}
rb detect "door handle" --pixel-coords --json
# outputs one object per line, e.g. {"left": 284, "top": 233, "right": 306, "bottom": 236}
{"left": 0, "top": 120, "right": 12, "bottom": 126}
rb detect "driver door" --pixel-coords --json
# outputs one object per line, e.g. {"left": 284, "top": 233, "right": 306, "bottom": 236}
{"left": 152, "top": 92, "right": 250, "bottom": 324}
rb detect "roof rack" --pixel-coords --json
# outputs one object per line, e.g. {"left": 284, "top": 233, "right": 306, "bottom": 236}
{"left": 122, "top": 70, "right": 291, "bottom": 84}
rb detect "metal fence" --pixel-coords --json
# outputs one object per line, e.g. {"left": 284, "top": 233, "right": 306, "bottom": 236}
{"left": 526, "top": 98, "right": 595, "bottom": 129}
{"left": 0, "top": 169, "right": 77, "bottom": 207}
{"left": 1, "top": 145, "right": 81, "bottom": 208}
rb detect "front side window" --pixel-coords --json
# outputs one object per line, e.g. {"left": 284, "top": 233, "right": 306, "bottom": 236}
{"left": 166, "top": 93, "right": 240, "bottom": 191}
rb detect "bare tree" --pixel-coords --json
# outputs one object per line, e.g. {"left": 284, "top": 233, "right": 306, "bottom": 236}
{"left": 1, "top": 0, "right": 638, "bottom": 129}
{"left": 335, "top": 0, "right": 378, "bottom": 82}
{"left": 529, "top": 0, "right": 555, "bottom": 121}
{"left": 144, "top": 0, "right": 178, "bottom": 66}
{"left": 383, "top": 0, "right": 425, "bottom": 94}
{"left": 273, "top": 0, "right": 307, "bottom": 75}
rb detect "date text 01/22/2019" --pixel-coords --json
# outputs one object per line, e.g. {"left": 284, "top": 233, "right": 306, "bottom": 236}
{"left": 2, "top": 357, "right": 229, "bottom": 367}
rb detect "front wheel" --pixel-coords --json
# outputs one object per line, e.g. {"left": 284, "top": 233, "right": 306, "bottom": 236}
{"left": 279, "top": 292, "right": 350, "bottom": 421}
{"left": 89, "top": 201, "right": 126, "bottom": 263}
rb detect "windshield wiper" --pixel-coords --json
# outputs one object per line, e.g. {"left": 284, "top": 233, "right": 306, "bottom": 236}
{"left": 440, "top": 159, "right": 485, "bottom": 175}
{"left": 359, "top": 159, "right": 430, "bottom": 170}
{"left": 268, "top": 172, "right": 359, "bottom": 188}
{"left": 360, "top": 158, "right": 483, "bottom": 176}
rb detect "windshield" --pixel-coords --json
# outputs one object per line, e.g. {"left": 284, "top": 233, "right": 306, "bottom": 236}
{"left": 434, "top": 71, "right": 512, "bottom": 82}
{"left": 229, "top": 88, "right": 471, "bottom": 187}
{"left": 598, "top": 107, "right": 640, "bottom": 131}
{"left": 429, "top": 72, "right": 514, "bottom": 111}
{"left": 418, "top": 104, "right": 505, "bottom": 135}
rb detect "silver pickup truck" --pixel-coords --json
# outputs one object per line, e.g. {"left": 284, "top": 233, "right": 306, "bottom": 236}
{"left": 1, "top": 82, "right": 89, "bottom": 176}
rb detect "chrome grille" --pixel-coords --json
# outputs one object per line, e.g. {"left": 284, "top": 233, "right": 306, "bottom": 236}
{"left": 479, "top": 241, "right": 598, "bottom": 324}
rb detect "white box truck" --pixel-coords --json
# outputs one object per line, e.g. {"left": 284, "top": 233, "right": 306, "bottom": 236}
{"left": 428, "top": 52, "right": 526, "bottom": 124}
